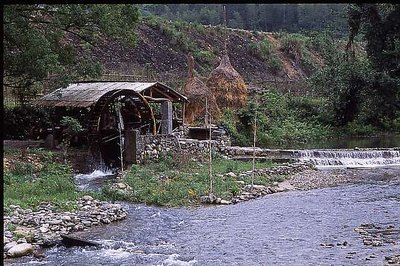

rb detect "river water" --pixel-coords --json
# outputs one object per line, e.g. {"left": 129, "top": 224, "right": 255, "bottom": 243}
{"left": 6, "top": 166, "right": 400, "bottom": 266}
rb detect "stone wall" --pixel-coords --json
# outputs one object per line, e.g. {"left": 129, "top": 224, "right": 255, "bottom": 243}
{"left": 135, "top": 126, "right": 232, "bottom": 163}
{"left": 134, "top": 128, "right": 298, "bottom": 164}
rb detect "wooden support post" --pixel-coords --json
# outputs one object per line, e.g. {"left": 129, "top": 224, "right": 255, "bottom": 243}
{"left": 161, "top": 101, "right": 173, "bottom": 135}
{"left": 125, "top": 129, "right": 138, "bottom": 165}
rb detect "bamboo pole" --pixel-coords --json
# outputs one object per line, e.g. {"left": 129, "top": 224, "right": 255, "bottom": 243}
{"left": 251, "top": 97, "right": 258, "bottom": 190}
{"left": 206, "top": 97, "right": 213, "bottom": 194}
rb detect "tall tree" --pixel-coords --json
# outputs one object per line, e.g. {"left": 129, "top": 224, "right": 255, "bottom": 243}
{"left": 3, "top": 4, "right": 139, "bottom": 103}
{"left": 347, "top": 4, "right": 400, "bottom": 77}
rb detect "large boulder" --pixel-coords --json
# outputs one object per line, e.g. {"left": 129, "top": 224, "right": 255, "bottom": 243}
{"left": 7, "top": 243, "right": 33, "bottom": 257}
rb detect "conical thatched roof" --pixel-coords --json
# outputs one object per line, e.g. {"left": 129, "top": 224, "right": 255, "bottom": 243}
{"left": 184, "top": 53, "right": 220, "bottom": 125}
{"left": 206, "top": 51, "right": 247, "bottom": 110}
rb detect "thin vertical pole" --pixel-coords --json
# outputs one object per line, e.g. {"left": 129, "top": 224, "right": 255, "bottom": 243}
{"left": 116, "top": 102, "right": 125, "bottom": 172}
{"left": 223, "top": 5, "right": 227, "bottom": 53}
{"left": 251, "top": 97, "right": 257, "bottom": 190}
{"left": 182, "top": 103, "right": 185, "bottom": 126}
{"left": 206, "top": 97, "right": 213, "bottom": 194}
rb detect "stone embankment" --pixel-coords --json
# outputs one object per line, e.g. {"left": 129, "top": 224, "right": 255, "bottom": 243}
{"left": 3, "top": 196, "right": 127, "bottom": 259}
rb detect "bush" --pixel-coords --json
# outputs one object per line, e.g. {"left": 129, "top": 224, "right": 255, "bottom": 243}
{"left": 280, "top": 33, "right": 316, "bottom": 72}
{"left": 248, "top": 39, "right": 273, "bottom": 60}
{"left": 219, "top": 89, "right": 333, "bottom": 148}
{"left": 4, "top": 105, "right": 53, "bottom": 140}
{"left": 193, "top": 49, "right": 214, "bottom": 65}
{"left": 345, "top": 120, "right": 377, "bottom": 136}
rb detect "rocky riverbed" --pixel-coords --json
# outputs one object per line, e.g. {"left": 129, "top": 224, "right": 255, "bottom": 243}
{"left": 229, "top": 161, "right": 314, "bottom": 204}
{"left": 3, "top": 196, "right": 127, "bottom": 259}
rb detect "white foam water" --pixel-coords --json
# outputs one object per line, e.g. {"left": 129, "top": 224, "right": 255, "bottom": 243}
{"left": 157, "top": 254, "right": 198, "bottom": 266}
{"left": 296, "top": 149, "right": 400, "bottom": 169}
{"left": 75, "top": 169, "right": 114, "bottom": 180}
{"left": 74, "top": 169, "right": 115, "bottom": 192}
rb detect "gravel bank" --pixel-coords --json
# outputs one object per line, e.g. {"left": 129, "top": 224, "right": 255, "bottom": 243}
{"left": 287, "top": 169, "right": 357, "bottom": 190}
{"left": 3, "top": 196, "right": 127, "bottom": 259}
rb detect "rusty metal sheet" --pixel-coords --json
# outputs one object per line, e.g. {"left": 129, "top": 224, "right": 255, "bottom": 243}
{"left": 34, "top": 82, "right": 187, "bottom": 107}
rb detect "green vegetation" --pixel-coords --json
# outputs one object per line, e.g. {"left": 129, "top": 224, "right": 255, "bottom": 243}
{"left": 248, "top": 38, "right": 283, "bottom": 72}
{"left": 279, "top": 32, "right": 316, "bottom": 72}
{"left": 3, "top": 148, "right": 282, "bottom": 209}
{"left": 4, "top": 4, "right": 139, "bottom": 104}
{"left": 145, "top": 16, "right": 215, "bottom": 67}
{"left": 308, "top": 4, "right": 400, "bottom": 135}
{"left": 141, "top": 4, "right": 348, "bottom": 36}
{"left": 220, "top": 89, "right": 333, "bottom": 148}
{"left": 101, "top": 152, "right": 278, "bottom": 207}
{"left": 3, "top": 149, "right": 84, "bottom": 211}
{"left": 3, "top": 105, "right": 53, "bottom": 140}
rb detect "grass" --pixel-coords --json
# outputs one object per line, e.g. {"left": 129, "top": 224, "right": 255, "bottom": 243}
{"left": 101, "top": 152, "right": 279, "bottom": 207}
{"left": 3, "top": 147, "right": 284, "bottom": 210}
{"left": 3, "top": 148, "right": 98, "bottom": 213}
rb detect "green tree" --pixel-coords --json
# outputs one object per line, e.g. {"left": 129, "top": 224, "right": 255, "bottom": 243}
{"left": 347, "top": 4, "right": 400, "bottom": 77}
{"left": 3, "top": 4, "right": 139, "bottom": 104}
{"left": 311, "top": 4, "right": 400, "bottom": 131}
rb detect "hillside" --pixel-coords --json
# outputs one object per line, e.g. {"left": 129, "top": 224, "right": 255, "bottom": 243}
{"left": 87, "top": 17, "right": 354, "bottom": 93}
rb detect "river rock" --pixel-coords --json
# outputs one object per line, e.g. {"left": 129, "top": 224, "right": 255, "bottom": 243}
{"left": 7, "top": 243, "right": 33, "bottom": 257}
{"left": 49, "top": 219, "right": 62, "bottom": 225}
{"left": 226, "top": 172, "right": 237, "bottom": 178}
{"left": 244, "top": 184, "right": 266, "bottom": 190}
{"left": 82, "top": 195, "right": 93, "bottom": 201}
{"left": 220, "top": 200, "right": 232, "bottom": 205}
{"left": 4, "top": 241, "right": 17, "bottom": 252}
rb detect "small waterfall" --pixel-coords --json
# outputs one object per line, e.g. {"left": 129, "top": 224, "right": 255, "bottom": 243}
{"left": 75, "top": 167, "right": 116, "bottom": 192}
{"left": 295, "top": 149, "right": 400, "bottom": 169}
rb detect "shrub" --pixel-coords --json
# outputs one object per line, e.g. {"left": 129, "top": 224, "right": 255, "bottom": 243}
{"left": 4, "top": 105, "right": 53, "bottom": 140}
{"left": 248, "top": 39, "right": 273, "bottom": 60}
{"left": 345, "top": 120, "right": 377, "bottom": 136}
{"left": 193, "top": 49, "right": 214, "bottom": 65}
{"left": 280, "top": 33, "right": 316, "bottom": 72}
{"left": 219, "top": 89, "right": 334, "bottom": 148}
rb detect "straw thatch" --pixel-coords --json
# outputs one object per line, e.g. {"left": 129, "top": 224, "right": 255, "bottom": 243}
{"left": 206, "top": 52, "right": 247, "bottom": 110}
{"left": 184, "top": 53, "right": 220, "bottom": 125}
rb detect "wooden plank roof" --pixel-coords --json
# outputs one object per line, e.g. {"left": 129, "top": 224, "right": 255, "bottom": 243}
{"left": 34, "top": 81, "right": 188, "bottom": 108}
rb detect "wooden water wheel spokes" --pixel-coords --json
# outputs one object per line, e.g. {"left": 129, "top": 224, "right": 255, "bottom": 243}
{"left": 87, "top": 89, "right": 156, "bottom": 167}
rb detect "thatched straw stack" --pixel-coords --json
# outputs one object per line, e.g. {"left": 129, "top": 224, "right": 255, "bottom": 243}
{"left": 206, "top": 51, "right": 247, "bottom": 110}
{"left": 184, "top": 53, "right": 221, "bottom": 125}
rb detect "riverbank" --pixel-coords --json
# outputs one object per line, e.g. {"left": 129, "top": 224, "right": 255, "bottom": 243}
{"left": 4, "top": 146, "right": 399, "bottom": 261}
{"left": 3, "top": 196, "right": 127, "bottom": 259}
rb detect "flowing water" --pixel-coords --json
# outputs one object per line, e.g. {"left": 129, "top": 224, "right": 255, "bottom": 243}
{"left": 75, "top": 169, "right": 116, "bottom": 192}
{"left": 295, "top": 149, "right": 400, "bottom": 169}
{"left": 5, "top": 141, "right": 400, "bottom": 266}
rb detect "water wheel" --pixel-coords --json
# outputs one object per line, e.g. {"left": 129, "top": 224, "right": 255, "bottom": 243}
{"left": 87, "top": 90, "right": 156, "bottom": 168}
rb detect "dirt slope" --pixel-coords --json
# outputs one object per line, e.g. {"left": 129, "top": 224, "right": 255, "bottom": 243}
{"left": 88, "top": 19, "right": 341, "bottom": 92}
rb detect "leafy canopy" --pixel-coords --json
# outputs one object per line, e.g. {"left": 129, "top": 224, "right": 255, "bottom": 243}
{"left": 3, "top": 4, "right": 139, "bottom": 103}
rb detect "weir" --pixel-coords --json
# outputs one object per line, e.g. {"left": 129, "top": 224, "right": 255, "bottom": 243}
{"left": 292, "top": 148, "right": 400, "bottom": 169}
{"left": 225, "top": 146, "right": 400, "bottom": 169}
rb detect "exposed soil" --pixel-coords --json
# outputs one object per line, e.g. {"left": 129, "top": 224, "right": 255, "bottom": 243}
{"left": 84, "top": 20, "right": 336, "bottom": 93}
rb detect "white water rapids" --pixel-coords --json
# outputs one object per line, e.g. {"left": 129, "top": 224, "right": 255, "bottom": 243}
{"left": 295, "top": 149, "right": 400, "bottom": 169}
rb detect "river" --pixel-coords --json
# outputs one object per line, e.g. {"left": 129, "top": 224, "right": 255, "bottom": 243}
{"left": 6, "top": 166, "right": 400, "bottom": 266}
